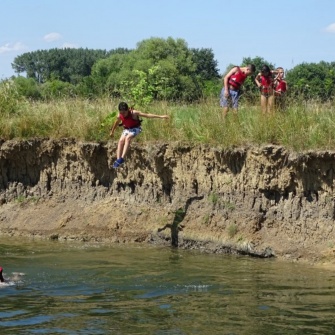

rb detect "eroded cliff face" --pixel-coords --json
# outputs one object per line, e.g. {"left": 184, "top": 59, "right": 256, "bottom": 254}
{"left": 0, "top": 139, "right": 334, "bottom": 263}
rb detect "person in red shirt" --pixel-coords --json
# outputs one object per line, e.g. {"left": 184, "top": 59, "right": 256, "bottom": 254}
{"left": 110, "top": 102, "right": 169, "bottom": 168}
{"left": 220, "top": 64, "right": 256, "bottom": 117}
{"left": 273, "top": 67, "right": 287, "bottom": 111}
{"left": 255, "top": 64, "right": 277, "bottom": 114}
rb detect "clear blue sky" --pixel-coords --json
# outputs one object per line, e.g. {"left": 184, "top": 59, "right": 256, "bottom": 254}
{"left": 1, "top": 0, "right": 335, "bottom": 79}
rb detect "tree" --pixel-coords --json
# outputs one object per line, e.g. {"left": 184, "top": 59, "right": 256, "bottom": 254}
{"left": 11, "top": 48, "right": 123, "bottom": 84}
{"left": 191, "top": 48, "right": 220, "bottom": 80}
{"left": 286, "top": 61, "right": 335, "bottom": 101}
{"left": 92, "top": 37, "right": 218, "bottom": 102}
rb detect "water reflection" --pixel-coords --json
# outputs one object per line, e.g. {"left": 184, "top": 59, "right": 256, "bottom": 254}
{"left": 0, "top": 237, "right": 335, "bottom": 334}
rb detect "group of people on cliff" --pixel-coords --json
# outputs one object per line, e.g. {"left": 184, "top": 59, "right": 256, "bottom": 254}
{"left": 110, "top": 64, "right": 287, "bottom": 169}
{"left": 220, "top": 64, "right": 287, "bottom": 116}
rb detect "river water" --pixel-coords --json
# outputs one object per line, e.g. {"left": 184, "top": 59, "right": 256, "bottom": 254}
{"left": 0, "top": 237, "right": 335, "bottom": 335}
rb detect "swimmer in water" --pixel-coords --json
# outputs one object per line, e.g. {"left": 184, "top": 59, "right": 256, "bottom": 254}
{"left": 0, "top": 267, "right": 5, "bottom": 282}
{"left": 0, "top": 266, "right": 25, "bottom": 283}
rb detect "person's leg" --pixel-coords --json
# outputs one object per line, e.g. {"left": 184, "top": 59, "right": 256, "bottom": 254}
{"left": 220, "top": 88, "right": 229, "bottom": 117}
{"left": 268, "top": 95, "right": 274, "bottom": 113}
{"left": 116, "top": 135, "right": 126, "bottom": 159}
{"left": 231, "top": 91, "right": 239, "bottom": 115}
{"left": 113, "top": 128, "right": 141, "bottom": 168}
{"left": 121, "top": 134, "right": 135, "bottom": 159}
{"left": 261, "top": 95, "right": 267, "bottom": 114}
{"left": 113, "top": 133, "right": 127, "bottom": 168}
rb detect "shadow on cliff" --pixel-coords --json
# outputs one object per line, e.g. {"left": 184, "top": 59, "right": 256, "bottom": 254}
{"left": 157, "top": 195, "right": 204, "bottom": 247}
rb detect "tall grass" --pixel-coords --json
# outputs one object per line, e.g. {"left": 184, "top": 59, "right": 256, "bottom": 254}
{"left": 1, "top": 95, "right": 335, "bottom": 151}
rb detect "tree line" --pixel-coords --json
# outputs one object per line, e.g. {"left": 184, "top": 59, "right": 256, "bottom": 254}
{"left": 3, "top": 37, "right": 335, "bottom": 104}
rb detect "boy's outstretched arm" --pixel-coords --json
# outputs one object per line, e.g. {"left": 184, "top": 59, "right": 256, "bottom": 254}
{"left": 135, "top": 111, "right": 169, "bottom": 119}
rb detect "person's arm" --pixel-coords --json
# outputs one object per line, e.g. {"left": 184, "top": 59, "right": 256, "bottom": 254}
{"left": 134, "top": 110, "right": 169, "bottom": 119}
{"left": 255, "top": 73, "right": 262, "bottom": 88}
{"left": 109, "top": 116, "right": 121, "bottom": 137}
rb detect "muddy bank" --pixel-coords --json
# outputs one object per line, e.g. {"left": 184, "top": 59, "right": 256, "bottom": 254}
{"left": 0, "top": 138, "right": 335, "bottom": 265}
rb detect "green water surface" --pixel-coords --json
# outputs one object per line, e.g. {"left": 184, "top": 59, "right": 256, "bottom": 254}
{"left": 0, "top": 237, "right": 334, "bottom": 335}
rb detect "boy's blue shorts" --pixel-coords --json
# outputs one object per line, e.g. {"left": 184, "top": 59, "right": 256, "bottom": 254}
{"left": 220, "top": 88, "right": 240, "bottom": 109}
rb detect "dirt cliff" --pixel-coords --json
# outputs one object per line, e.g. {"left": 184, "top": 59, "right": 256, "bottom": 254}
{"left": 1, "top": 138, "right": 335, "bottom": 265}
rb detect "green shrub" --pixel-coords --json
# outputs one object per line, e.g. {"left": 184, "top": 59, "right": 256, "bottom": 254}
{"left": 0, "top": 79, "right": 22, "bottom": 115}
{"left": 13, "top": 76, "right": 41, "bottom": 100}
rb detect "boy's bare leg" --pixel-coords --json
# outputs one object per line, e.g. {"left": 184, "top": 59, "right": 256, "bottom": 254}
{"left": 121, "top": 135, "right": 134, "bottom": 159}
{"left": 116, "top": 138, "right": 125, "bottom": 159}
{"left": 261, "top": 95, "right": 267, "bottom": 114}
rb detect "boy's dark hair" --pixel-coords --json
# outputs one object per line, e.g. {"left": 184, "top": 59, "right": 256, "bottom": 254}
{"left": 118, "top": 102, "right": 129, "bottom": 112}
{"left": 248, "top": 64, "right": 256, "bottom": 73}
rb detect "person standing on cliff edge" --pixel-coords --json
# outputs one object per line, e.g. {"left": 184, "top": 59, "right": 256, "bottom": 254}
{"left": 109, "top": 102, "right": 169, "bottom": 168}
{"left": 220, "top": 63, "right": 256, "bottom": 117}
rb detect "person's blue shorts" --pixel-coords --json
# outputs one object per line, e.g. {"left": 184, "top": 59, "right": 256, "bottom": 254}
{"left": 122, "top": 127, "right": 142, "bottom": 137}
{"left": 220, "top": 88, "right": 240, "bottom": 109}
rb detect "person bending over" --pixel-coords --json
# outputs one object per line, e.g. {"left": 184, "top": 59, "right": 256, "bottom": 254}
{"left": 220, "top": 63, "right": 256, "bottom": 117}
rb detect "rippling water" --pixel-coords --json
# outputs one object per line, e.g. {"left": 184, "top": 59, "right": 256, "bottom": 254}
{"left": 1, "top": 237, "right": 335, "bottom": 334}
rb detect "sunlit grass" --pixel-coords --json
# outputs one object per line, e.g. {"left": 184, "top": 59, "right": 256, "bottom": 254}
{"left": 1, "top": 96, "right": 335, "bottom": 151}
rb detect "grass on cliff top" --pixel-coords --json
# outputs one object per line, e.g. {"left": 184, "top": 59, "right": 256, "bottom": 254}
{"left": 1, "top": 97, "right": 335, "bottom": 152}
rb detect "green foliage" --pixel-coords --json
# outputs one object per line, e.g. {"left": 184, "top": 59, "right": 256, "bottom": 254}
{"left": 92, "top": 53, "right": 129, "bottom": 96}
{"left": 7, "top": 40, "right": 335, "bottom": 104}
{"left": 91, "top": 37, "right": 217, "bottom": 102}
{"left": 286, "top": 61, "right": 335, "bottom": 102}
{"left": 13, "top": 76, "right": 41, "bottom": 100}
{"left": 75, "top": 76, "right": 98, "bottom": 98}
{"left": 120, "top": 67, "right": 159, "bottom": 106}
{"left": 12, "top": 48, "right": 129, "bottom": 84}
{"left": 223, "top": 201, "right": 236, "bottom": 211}
{"left": 227, "top": 223, "right": 238, "bottom": 238}
{"left": 16, "top": 195, "right": 40, "bottom": 204}
{"left": 190, "top": 48, "right": 220, "bottom": 80}
{"left": 1, "top": 97, "right": 335, "bottom": 151}
{"left": 40, "top": 80, "right": 74, "bottom": 99}
{"left": 0, "top": 79, "right": 23, "bottom": 115}
{"left": 208, "top": 192, "right": 219, "bottom": 206}
{"left": 100, "top": 111, "right": 117, "bottom": 129}
{"left": 202, "top": 79, "right": 222, "bottom": 98}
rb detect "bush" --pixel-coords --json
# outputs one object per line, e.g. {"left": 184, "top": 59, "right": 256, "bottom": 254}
{"left": 13, "top": 76, "right": 41, "bottom": 100}
{"left": 0, "top": 79, "right": 23, "bottom": 115}
{"left": 40, "top": 80, "right": 75, "bottom": 100}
